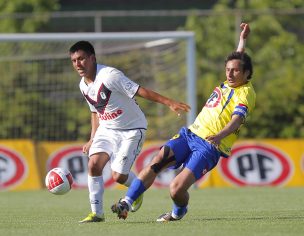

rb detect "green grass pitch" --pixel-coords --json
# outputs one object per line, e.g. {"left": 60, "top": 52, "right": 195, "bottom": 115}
{"left": 1, "top": 187, "right": 304, "bottom": 236}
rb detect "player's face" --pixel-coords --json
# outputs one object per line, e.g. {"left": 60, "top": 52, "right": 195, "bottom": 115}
{"left": 225, "top": 59, "right": 248, "bottom": 88}
{"left": 70, "top": 50, "right": 96, "bottom": 79}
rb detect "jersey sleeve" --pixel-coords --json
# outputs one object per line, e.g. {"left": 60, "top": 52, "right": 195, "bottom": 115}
{"left": 104, "top": 69, "right": 139, "bottom": 98}
{"left": 232, "top": 88, "right": 255, "bottom": 120}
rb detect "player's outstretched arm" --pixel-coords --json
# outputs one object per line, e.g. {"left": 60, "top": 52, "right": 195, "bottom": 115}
{"left": 136, "top": 86, "right": 191, "bottom": 116}
{"left": 236, "top": 23, "right": 250, "bottom": 53}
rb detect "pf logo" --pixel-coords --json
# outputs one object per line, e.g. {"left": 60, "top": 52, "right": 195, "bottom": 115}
{"left": 135, "top": 145, "right": 186, "bottom": 188}
{"left": 220, "top": 144, "right": 292, "bottom": 186}
{"left": 0, "top": 146, "right": 27, "bottom": 190}
{"left": 47, "top": 145, "right": 114, "bottom": 188}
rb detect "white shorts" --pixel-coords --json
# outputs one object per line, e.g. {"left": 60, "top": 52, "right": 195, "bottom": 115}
{"left": 89, "top": 126, "right": 146, "bottom": 175}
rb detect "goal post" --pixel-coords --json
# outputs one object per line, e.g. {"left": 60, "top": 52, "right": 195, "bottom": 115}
{"left": 0, "top": 31, "right": 196, "bottom": 141}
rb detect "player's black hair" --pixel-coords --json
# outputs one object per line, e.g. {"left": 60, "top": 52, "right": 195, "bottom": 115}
{"left": 225, "top": 52, "right": 253, "bottom": 80}
{"left": 69, "top": 41, "right": 96, "bottom": 55}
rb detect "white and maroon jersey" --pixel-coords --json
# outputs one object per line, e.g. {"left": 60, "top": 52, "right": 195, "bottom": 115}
{"left": 79, "top": 64, "right": 147, "bottom": 130}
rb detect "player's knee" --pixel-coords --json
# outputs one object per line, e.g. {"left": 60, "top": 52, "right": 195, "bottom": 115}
{"left": 150, "top": 161, "right": 163, "bottom": 174}
{"left": 150, "top": 145, "right": 174, "bottom": 174}
{"left": 112, "top": 172, "right": 127, "bottom": 184}
{"left": 169, "top": 181, "right": 180, "bottom": 198}
{"left": 88, "top": 160, "right": 101, "bottom": 175}
{"left": 113, "top": 175, "right": 127, "bottom": 184}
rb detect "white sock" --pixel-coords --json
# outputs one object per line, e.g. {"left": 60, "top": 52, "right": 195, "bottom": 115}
{"left": 88, "top": 175, "right": 104, "bottom": 216}
{"left": 123, "top": 171, "right": 136, "bottom": 187}
{"left": 122, "top": 197, "right": 132, "bottom": 210}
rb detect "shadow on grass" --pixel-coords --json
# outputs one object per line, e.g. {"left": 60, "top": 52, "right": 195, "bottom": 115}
{"left": 195, "top": 215, "right": 304, "bottom": 221}
{"left": 120, "top": 215, "right": 304, "bottom": 224}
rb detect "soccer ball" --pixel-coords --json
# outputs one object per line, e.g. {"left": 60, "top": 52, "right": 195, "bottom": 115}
{"left": 45, "top": 167, "right": 73, "bottom": 195}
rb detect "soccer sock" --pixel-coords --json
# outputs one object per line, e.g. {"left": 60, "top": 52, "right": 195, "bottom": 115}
{"left": 88, "top": 175, "right": 104, "bottom": 217}
{"left": 172, "top": 203, "right": 188, "bottom": 219}
{"left": 124, "top": 178, "right": 146, "bottom": 205}
{"left": 123, "top": 171, "right": 136, "bottom": 187}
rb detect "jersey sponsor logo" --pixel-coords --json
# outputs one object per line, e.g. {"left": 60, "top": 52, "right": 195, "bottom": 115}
{"left": 205, "top": 87, "right": 222, "bottom": 108}
{"left": 219, "top": 143, "right": 292, "bottom": 186}
{"left": 98, "top": 109, "right": 123, "bottom": 120}
{"left": 0, "top": 147, "right": 27, "bottom": 190}
{"left": 47, "top": 145, "right": 115, "bottom": 188}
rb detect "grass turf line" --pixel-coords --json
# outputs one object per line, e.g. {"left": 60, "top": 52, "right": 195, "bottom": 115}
{"left": 1, "top": 188, "right": 304, "bottom": 236}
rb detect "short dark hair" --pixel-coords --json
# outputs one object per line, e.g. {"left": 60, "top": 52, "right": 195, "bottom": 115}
{"left": 225, "top": 52, "right": 253, "bottom": 80}
{"left": 69, "top": 41, "right": 95, "bottom": 55}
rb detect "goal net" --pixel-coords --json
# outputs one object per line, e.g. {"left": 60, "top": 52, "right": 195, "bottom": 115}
{"left": 0, "top": 32, "right": 196, "bottom": 141}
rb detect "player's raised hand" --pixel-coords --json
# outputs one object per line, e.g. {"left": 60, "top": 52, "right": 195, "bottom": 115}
{"left": 237, "top": 23, "right": 250, "bottom": 53}
{"left": 240, "top": 23, "right": 250, "bottom": 40}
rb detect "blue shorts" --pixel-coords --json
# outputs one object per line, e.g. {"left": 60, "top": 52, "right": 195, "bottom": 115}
{"left": 165, "top": 127, "right": 221, "bottom": 180}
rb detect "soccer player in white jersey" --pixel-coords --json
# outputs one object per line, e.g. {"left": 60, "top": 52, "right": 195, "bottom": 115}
{"left": 111, "top": 23, "right": 256, "bottom": 221}
{"left": 69, "top": 41, "right": 190, "bottom": 223}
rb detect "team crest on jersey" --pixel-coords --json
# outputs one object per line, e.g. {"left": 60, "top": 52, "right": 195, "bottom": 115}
{"left": 124, "top": 82, "right": 133, "bottom": 91}
{"left": 205, "top": 87, "right": 222, "bottom": 108}
{"left": 89, "top": 89, "right": 95, "bottom": 97}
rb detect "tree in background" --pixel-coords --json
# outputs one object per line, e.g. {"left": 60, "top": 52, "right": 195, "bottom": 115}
{"left": 1, "top": 0, "right": 304, "bottom": 140}
{"left": 0, "top": 0, "right": 59, "bottom": 32}
{"left": 184, "top": 0, "right": 304, "bottom": 138}
{"left": 0, "top": 0, "right": 74, "bottom": 141}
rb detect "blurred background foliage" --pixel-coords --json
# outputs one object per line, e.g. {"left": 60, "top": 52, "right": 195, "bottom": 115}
{"left": 183, "top": 0, "right": 304, "bottom": 138}
{"left": 0, "top": 0, "right": 303, "bottom": 140}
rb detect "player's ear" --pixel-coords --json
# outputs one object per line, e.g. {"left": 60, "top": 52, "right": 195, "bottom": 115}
{"left": 244, "top": 70, "right": 250, "bottom": 80}
{"left": 90, "top": 54, "right": 96, "bottom": 63}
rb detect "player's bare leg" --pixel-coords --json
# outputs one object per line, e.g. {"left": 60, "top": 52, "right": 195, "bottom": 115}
{"left": 157, "top": 168, "right": 195, "bottom": 222}
{"left": 169, "top": 168, "right": 195, "bottom": 206}
{"left": 112, "top": 146, "right": 176, "bottom": 219}
{"left": 139, "top": 146, "right": 176, "bottom": 189}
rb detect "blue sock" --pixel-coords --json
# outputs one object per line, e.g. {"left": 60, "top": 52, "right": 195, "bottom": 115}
{"left": 125, "top": 178, "right": 146, "bottom": 204}
{"left": 172, "top": 203, "right": 187, "bottom": 218}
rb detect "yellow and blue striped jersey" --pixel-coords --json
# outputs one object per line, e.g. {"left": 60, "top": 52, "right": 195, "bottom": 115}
{"left": 189, "top": 81, "right": 256, "bottom": 156}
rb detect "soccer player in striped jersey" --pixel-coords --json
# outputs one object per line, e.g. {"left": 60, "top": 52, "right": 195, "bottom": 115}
{"left": 111, "top": 23, "right": 256, "bottom": 221}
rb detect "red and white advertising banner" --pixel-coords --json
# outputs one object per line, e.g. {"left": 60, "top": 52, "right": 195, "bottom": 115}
{"left": 38, "top": 141, "right": 200, "bottom": 189}
{"left": 1, "top": 139, "right": 304, "bottom": 191}
{"left": 213, "top": 140, "right": 304, "bottom": 187}
{"left": 0, "top": 140, "right": 41, "bottom": 191}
